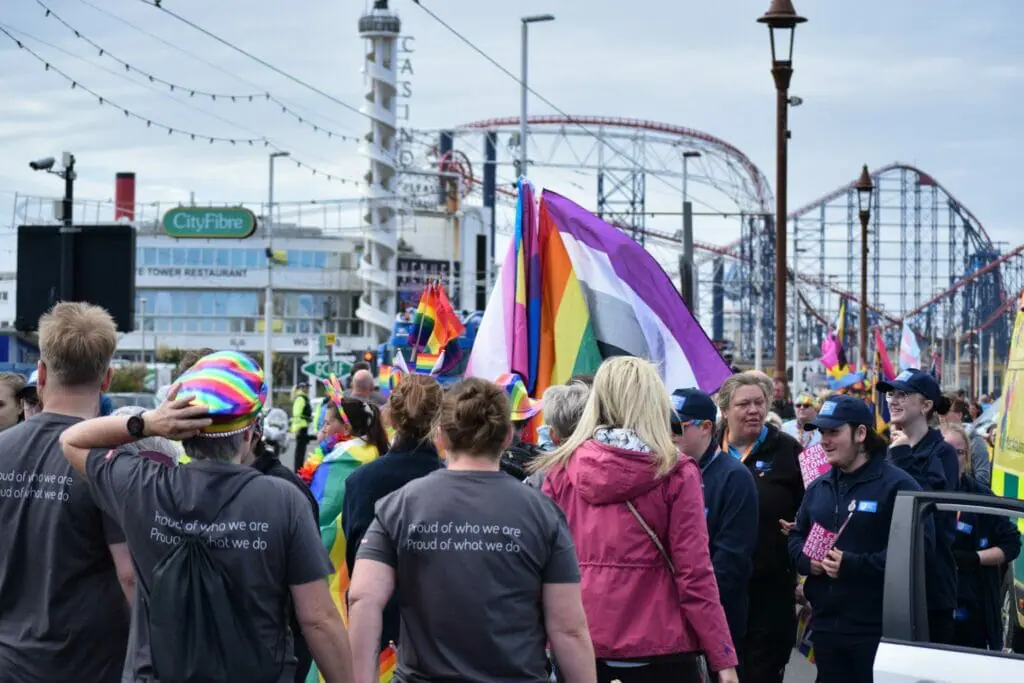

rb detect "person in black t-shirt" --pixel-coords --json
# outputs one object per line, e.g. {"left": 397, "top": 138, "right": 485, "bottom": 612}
{"left": 245, "top": 415, "right": 320, "bottom": 683}
{"left": 348, "top": 377, "right": 596, "bottom": 683}
{"left": 0, "top": 302, "right": 133, "bottom": 683}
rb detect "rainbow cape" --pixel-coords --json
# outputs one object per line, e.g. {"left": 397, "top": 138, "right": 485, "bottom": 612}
{"left": 304, "top": 436, "right": 381, "bottom": 683}
{"left": 467, "top": 179, "right": 731, "bottom": 403}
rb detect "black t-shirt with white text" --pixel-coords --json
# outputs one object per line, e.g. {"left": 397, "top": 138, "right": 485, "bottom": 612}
{"left": 86, "top": 449, "right": 332, "bottom": 683}
{"left": 0, "top": 413, "right": 129, "bottom": 683}
{"left": 358, "top": 468, "right": 580, "bottom": 683}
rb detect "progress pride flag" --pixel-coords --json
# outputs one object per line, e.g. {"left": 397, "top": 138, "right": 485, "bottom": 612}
{"left": 798, "top": 444, "right": 831, "bottom": 489}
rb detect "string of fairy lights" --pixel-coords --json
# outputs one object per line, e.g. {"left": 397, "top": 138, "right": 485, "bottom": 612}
{"left": 0, "top": 23, "right": 367, "bottom": 187}
{"left": 33, "top": 0, "right": 368, "bottom": 146}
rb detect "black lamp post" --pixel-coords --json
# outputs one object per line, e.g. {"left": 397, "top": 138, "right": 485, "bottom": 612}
{"left": 758, "top": 0, "right": 806, "bottom": 388}
{"left": 855, "top": 165, "right": 873, "bottom": 369}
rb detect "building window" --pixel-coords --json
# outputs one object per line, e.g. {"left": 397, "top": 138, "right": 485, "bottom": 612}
{"left": 132, "top": 288, "right": 363, "bottom": 340}
{"left": 134, "top": 246, "right": 347, "bottom": 270}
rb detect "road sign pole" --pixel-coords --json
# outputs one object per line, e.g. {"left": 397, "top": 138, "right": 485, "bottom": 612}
{"left": 307, "top": 338, "right": 318, "bottom": 401}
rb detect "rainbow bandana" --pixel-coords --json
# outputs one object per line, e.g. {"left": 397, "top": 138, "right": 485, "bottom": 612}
{"left": 176, "top": 351, "right": 267, "bottom": 437}
{"left": 495, "top": 372, "right": 542, "bottom": 422}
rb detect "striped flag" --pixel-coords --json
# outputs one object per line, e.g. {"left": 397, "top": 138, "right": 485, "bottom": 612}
{"left": 872, "top": 327, "right": 895, "bottom": 433}
{"left": 467, "top": 183, "right": 731, "bottom": 401}
{"left": 409, "top": 282, "right": 465, "bottom": 374}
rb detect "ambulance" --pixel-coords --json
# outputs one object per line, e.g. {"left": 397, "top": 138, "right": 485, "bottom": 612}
{"left": 992, "top": 292, "right": 1024, "bottom": 651}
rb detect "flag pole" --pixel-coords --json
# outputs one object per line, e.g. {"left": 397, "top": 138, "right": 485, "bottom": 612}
{"left": 410, "top": 279, "right": 434, "bottom": 367}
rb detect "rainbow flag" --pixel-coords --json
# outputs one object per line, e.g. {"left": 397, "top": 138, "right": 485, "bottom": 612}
{"left": 407, "top": 282, "right": 437, "bottom": 348}
{"left": 304, "top": 437, "right": 381, "bottom": 683}
{"left": 379, "top": 643, "right": 398, "bottom": 683}
{"left": 409, "top": 282, "right": 464, "bottom": 374}
{"left": 467, "top": 180, "right": 731, "bottom": 401}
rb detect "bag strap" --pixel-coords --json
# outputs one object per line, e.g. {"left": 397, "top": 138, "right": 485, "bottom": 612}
{"left": 625, "top": 501, "right": 675, "bottom": 574}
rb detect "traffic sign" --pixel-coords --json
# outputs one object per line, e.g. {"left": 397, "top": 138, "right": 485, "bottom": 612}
{"left": 162, "top": 207, "right": 257, "bottom": 239}
{"left": 317, "top": 333, "right": 337, "bottom": 355}
{"left": 302, "top": 358, "right": 352, "bottom": 380}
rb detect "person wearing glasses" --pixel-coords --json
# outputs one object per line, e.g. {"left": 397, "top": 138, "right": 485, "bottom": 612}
{"left": 940, "top": 422, "right": 1021, "bottom": 650}
{"left": 879, "top": 368, "right": 958, "bottom": 645}
{"left": 671, "top": 388, "right": 758, "bottom": 680}
{"left": 782, "top": 393, "right": 821, "bottom": 449}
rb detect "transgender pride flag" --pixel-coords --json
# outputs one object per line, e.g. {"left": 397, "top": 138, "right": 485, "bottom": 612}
{"left": 467, "top": 182, "right": 731, "bottom": 397}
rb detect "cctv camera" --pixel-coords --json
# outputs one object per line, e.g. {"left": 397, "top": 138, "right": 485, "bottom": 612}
{"left": 29, "top": 157, "right": 56, "bottom": 171}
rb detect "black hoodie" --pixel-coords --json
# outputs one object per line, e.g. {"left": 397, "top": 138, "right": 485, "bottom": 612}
{"left": 717, "top": 422, "right": 805, "bottom": 585}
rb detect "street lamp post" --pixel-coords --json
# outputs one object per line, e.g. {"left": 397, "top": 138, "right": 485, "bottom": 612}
{"left": 679, "top": 151, "right": 701, "bottom": 310}
{"left": 265, "top": 150, "right": 290, "bottom": 409}
{"left": 855, "top": 165, "right": 874, "bottom": 370}
{"left": 758, "top": 0, "right": 806, "bottom": 389}
{"left": 519, "top": 14, "right": 555, "bottom": 178}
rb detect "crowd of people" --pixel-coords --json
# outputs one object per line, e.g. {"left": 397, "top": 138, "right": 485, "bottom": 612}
{"left": 0, "top": 301, "right": 1018, "bottom": 683}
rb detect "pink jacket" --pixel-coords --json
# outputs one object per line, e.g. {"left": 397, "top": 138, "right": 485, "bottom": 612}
{"left": 542, "top": 439, "right": 738, "bottom": 672}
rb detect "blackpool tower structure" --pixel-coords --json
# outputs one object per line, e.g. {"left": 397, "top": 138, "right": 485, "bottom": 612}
{"left": 356, "top": 0, "right": 401, "bottom": 343}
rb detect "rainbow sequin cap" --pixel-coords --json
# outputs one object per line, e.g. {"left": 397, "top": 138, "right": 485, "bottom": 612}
{"left": 495, "top": 372, "right": 543, "bottom": 422}
{"left": 175, "top": 350, "right": 267, "bottom": 437}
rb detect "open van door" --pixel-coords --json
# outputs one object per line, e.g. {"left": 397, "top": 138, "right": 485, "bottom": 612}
{"left": 875, "top": 491, "right": 1024, "bottom": 680}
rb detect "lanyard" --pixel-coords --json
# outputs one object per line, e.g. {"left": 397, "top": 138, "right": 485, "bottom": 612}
{"left": 723, "top": 427, "right": 767, "bottom": 464}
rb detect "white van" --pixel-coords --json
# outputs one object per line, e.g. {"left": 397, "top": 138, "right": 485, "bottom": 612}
{"left": 875, "top": 490, "right": 1024, "bottom": 679}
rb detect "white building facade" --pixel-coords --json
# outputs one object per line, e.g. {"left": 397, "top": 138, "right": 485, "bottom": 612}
{"left": 118, "top": 220, "right": 373, "bottom": 374}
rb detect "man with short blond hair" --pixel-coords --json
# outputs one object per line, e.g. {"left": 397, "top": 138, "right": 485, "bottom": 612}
{"left": 0, "top": 302, "right": 133, "bottom": 683}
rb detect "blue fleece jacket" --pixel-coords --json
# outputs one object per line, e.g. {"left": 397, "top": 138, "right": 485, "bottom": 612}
{"left": 888, "top": 428, "right": 959, "bottom": 612}
{"left": 699, "top": 442, "right": 759, "bottom": 646}
{"left": 788, "top": 453, "right": 926, "bottom": 636}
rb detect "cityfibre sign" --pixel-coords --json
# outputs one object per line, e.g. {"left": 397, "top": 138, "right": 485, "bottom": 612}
{"left": 162, "top": 207, "right": 257, "bottom": 239}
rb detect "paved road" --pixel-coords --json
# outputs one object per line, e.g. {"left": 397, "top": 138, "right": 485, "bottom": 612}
{"left": 785, "top": 650, "right": 817, "bottom": 683}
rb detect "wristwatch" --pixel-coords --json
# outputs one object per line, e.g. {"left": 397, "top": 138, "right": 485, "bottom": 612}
{"left": 126, "top": 414, "right": 147, "bottom": 439}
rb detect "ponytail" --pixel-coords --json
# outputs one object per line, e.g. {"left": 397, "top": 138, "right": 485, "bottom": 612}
{"left": 337, "top": 398, "right": 390, "bottom": 455}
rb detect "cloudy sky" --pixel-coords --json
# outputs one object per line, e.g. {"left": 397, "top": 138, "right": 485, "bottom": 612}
{"left": 0, "top": 0, "right": 1021, "bottom": 284}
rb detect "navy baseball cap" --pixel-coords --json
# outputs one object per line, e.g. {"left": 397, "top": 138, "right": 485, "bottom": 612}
{"left": 671, "top": 388, "right": 718, "bottom": 423}
{"left": 804, "top": 395, "right": 873, "bottom": 431}
{"left": 876, "top": 368, "right": 941, "bottom": 404}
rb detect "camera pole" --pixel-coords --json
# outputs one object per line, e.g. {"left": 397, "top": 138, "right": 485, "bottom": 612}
{"left": 59, "top": 153, "right": 76, "bottom": 301}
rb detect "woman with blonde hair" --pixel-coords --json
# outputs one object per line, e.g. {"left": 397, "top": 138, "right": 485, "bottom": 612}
{"left": 538, "top": 356, "right": 738, "bottom": 683}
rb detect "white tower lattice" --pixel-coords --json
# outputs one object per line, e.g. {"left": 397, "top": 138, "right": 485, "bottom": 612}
{"left": 356, "top": 0, "right": 401, "bottom": 343}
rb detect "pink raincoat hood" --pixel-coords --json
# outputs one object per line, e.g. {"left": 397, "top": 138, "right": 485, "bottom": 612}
{"left": 566, "top": 438, "right": 668, "bottom": 505}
